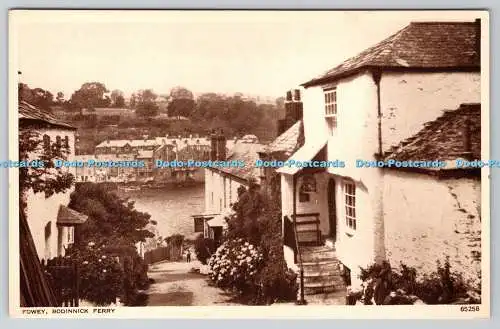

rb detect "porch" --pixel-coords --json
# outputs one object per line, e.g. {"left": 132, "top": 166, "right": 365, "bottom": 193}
{"left": 277, "top": 143, "right": 348, "bottom": 303}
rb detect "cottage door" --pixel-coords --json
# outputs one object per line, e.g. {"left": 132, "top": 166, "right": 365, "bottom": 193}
{"left": 327, "top": 178, "right": 337, "bottom": 241}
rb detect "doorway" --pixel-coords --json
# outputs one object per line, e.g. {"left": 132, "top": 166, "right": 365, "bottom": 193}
{"left": 327, "top": 178, "right": 337, "bottom": 241}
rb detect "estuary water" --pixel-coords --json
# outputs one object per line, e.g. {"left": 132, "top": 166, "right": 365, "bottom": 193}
{"left": 117, "top": 184, "right": 205, "bottom": 240}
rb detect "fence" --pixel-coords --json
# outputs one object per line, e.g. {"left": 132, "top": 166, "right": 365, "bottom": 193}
{"left": 41, "top": 256, "right": 80, "bottom": 307}
{"left": 143, "top": 244, "right": 182, "bottom": 265}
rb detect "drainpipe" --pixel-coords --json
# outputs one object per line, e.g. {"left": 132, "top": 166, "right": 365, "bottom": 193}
{"left": 372, "top": 70, "right": 383, "bottom": 157}
{"left": 371, "top": 69, "right": 386, "bottom": 264}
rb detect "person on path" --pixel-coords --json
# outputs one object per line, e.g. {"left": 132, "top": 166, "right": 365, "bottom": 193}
{"left": 186, "top": 249, "right": 191, "bottom": 263}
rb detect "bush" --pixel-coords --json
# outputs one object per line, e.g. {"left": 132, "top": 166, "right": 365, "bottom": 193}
{"left": 68, "top": 242, "right": 124, "bottom": 306}
{"left": 207, "top": 188, "right": 298, "bottom": 305}
{"left": 208, "top": 239, "right": 263, "bottom": 293}
{"left": 166, "top": 234, "right": 184, "bottom": 247}
{"left": 347, "top": 258, "right": 479, "bottom": 305}
{"left": 194, "top": 234, "right": 217, "bottom": 264}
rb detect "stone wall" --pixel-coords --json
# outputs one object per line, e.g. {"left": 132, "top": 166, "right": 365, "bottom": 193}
{"left": 383, "top": 170, "right": 481, "bottom": 289}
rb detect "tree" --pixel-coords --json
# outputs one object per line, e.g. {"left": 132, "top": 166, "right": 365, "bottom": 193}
{"left": 19, "top": 129, "right": 74, "bottom": 201}
{"left": 129, "top": 93, "right": 137, "bottom": 109}
{"left": 115, "top": 95, "right": 125, "bottom": 108}
{"left": 136, "top": 89, "right": 157, "bottom": 104}
{"left": 18, "top": 83, "right": 54, "bottom": 110}
{"left": 68, "top": 183, "right": 154, "bottom": 248}
{"left": 135, "top": 89, "right": 159, "bottom": 118}
{"left": 110, "top": 89, "right": 125, "bottom": 108}
{"left": 69, "top": 82, "right": 109, "bottom": 113}
{"left": 136, "top": 102, "right": 159, "bottom": 118}
{"left": 56, "top": 92, "right": 65, "bottom": 105}
{"left": 167, "top": 86, "right": 195, "bottom": 118}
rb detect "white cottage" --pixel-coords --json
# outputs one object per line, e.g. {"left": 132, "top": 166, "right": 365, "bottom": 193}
{"left": 276, "top": 20, "right": 482, "bottom": 296}
{"left": 20, "top": 101, "right": 88, "bottom": 261}
{"left": 193, "top": 132, "right": 264, "bottom": 243}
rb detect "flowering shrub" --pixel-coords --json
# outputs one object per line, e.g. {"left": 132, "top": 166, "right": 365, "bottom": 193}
{"left": 208, "top": 239, "right": 263, "bottom": 292}
{"left": 68, "top": 242, "right": 124, "bottom": 306}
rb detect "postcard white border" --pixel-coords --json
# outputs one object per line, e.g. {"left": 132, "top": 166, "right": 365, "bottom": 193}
{"left": 8, "top": 9, "right": 491, "bottom": 319}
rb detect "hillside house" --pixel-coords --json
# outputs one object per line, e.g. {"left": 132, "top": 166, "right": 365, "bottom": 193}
{"left": 20, "top": 101, "right": 88, "bottom": 260}
{"left": 275, "top": 20, "right": 482, "bottom": 297}
{"left": 193, "top": 131, "right": 264, "bottom": 244}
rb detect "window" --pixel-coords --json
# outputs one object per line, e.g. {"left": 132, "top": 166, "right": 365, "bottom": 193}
{"left": 194, "top": 217, "right": 204, "bottom": 233}
{"left": 56, "top": 136, "right": 62, "bottom": 147}
{"left": 299, "top": 192, "right": 310, "bottom": 203}
{"left": 67, "top": 227, "right": 74, "bottom": 244}
{"left": 64, "top": 136, "right": 69, "bottom": 149}
{"left": 343, "top": 180, "right": 356, "bottom": 231}
{"left": 324, "top": 87, "right": 337, "bottom": 133}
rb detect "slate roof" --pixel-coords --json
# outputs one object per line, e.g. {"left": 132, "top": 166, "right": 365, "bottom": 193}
{"left": 383, "top": 103, "right": 480, "bottom": 164}
{"left": 19, "top": 101, "right": 76, "bottom": 130}
{"left": 214, "top": 142, "right": 264, "bottom": 184}
{"left": 303, "top": 21, "right": 480, "bottom": 87}
{"left": 96, "top": 136, "right": 211, "bottom": 149}
{"left": 57, "top": 205, "right": 88, "bottom": 226}
{"left": 96, "top": 139, "right": 158, "bottom": 149}
{"left": 265, "top": 120, "right": 303, "bottom": 157}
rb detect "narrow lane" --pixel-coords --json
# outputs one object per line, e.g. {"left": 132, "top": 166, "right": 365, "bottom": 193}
{"left": 146, "top": 260, "right": 240, "bottom": 306}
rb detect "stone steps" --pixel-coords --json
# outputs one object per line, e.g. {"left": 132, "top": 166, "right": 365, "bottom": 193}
{"left": 296, "top": 230, "right": 320, "bottom": 244}
{"left": 296, "top": 245, "right": 346, "bottom": 298}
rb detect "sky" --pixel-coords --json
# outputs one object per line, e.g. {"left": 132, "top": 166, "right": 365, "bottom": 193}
{"left": 11, "top": 10, "right": 481, "bottom": 99}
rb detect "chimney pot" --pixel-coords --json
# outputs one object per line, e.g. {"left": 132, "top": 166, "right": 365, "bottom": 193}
{"left": 286, "top": 90, "right": 292, "bottom": 101}
{"left": 294, "top": 89, "right": 301, "bottom": 101}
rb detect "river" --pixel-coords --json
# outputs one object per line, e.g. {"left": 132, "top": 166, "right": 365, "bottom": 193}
{"left": 117, "top": 184, "right": 205, "bottom": 240}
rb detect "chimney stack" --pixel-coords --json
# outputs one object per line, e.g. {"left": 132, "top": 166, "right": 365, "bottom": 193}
{"left": 278, "top": 89, "right": 303, "bottom": 135}
{"left": 210, "top": 130, "right": 217, "bottom": 161}
{"left": 294, "top": 89, "right": 301, "bottom": 101}
{"left": 217, "top": 129, "right": 227, "bottom": 161}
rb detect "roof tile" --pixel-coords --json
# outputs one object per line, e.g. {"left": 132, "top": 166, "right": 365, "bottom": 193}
{"left": 383, "top": 103, "right": 481, "bottom": 164}
{"left": 304, "top": 21, "right": 480, "bottom": 87}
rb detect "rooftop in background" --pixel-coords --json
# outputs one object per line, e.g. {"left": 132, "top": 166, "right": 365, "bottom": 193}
{"left": 95, "top": 135, "right": 212, "bottom": 150}
{"left": 215, "top": 141, "right": 265, "bottom": 184}
{"left": 264, "top": 120, "right": 303, "bottom": 158}
{"left": 81, "top": 108, "right": 134, "bottom": 116}
{"left": 19, "top": 101, "right": 76, "bottom": 130}
{"left": 304, "top": 21, "right": 480, "bottom": 87}
{"left": 56, "top": 205, "right": 88, "bottom": 226}
{"left": 383, "top": 103, "right": 480, "bottom": 164}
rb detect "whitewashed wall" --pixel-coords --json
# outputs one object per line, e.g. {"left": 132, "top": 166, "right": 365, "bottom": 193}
{"left": 25, "top": 128, "right": 76, "bottom": 260}
{"left": 383, "top": 171, "right": 481, "bottom": 289}
{"left": 380, "top": 72, "right": 481, "bottom": 152}
{"left": 204, "top": 168, "right": 245, "bottom": 215}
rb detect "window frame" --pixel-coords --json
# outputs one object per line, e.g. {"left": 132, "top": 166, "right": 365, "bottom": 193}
{"left": 343, "top": 179, "right": 357, "bottom": 234}
{"left": 324, "top": 87, "right": 338, "bottom": 132}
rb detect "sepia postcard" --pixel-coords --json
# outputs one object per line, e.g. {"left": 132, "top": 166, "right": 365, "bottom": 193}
{"left": 8, "top": 9, "right": 490, "bottom": 318}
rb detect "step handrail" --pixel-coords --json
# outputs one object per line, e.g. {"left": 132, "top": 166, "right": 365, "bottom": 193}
{"left": 292, "top": 214, "right": 306, "bottom": 304}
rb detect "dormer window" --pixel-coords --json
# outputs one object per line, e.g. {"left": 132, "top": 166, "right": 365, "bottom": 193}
{"left": 324, "top": 87, "right": 337, "bottom": 134}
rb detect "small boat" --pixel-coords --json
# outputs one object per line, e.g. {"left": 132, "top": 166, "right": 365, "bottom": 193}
{"left": 120, "top": 186, "right": 141, "bottom": 192}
